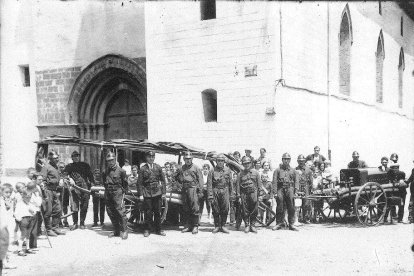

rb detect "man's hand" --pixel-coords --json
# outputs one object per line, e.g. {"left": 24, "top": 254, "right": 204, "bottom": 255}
{"left": 139, "top": 195, "right": 144, "bottom": 201}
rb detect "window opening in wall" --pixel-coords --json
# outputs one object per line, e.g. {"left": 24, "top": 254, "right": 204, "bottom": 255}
{"left": 339, "top": 5, "right": 352, "bottom": 96}
{"left": 401, "top": 16, "right": 403, "bottom": 36}
{"left": 375, "top": 31, "right": 385, "bottom": 103}
{"left": 200, "top": 0, "right": 216, "bottom": 20}
{"left": 398, "top": 48, "right": 405, "bottom": 108}
{"left": 19, "top": 65, "right": 30, "bottom": 87}
{"left": 379, "top": 1, "right": 382, "bottom": 15}
{"left": 201, "top": 89, "right": 217, "bottom": 122}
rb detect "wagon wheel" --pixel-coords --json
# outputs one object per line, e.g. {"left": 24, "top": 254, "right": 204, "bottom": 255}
{"left": 354, "top": 182, "right": 387, "bottom": 226}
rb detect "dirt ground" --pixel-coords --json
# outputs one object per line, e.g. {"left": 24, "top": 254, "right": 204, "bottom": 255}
{"left": 4, "top": 208, "right": 414, "bottom": 276}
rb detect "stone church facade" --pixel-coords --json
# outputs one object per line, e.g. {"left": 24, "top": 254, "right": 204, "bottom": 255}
{"left": 0, "top": 1, "right": 413, "bottom": 182}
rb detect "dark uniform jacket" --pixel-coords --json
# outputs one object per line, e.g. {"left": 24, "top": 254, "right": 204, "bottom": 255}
{"left": 207, "top": 166, "right": 233, "bottom": 199}
{"left": 103, "top": 166, "right": 127, "bottom": 192}
{"left": 348, "top": 160, "right": 368, "bottom": 169}
{"left": 406, "top": 168, "right": 414, "bottom": 193}
{"left": 40, "top": 162, "right": 60, "bottom": 191}
{"left": 65, "top": 162, "right": 94, "bottom": 191}
{"left": 236, "top": 168, "right": 262, "bottom": 197}
{"left": 306, "top": 154, "right": 326, "bottom": 164}
{"left": 272, "top": 164, "right": 298, "bottom": 192}
{"left": 176, "top": 163, "right": 203, "bottom": 191}
{"left": 137, "top": 163, "right": 166, "bottom": 198}
{"left": 295, "top": 165, "right": 313, "bottom": 194}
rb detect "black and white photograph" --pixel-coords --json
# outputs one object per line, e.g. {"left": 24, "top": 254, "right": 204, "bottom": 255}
{"left": 0, "top": 0, "right": 413, "bottom": 275}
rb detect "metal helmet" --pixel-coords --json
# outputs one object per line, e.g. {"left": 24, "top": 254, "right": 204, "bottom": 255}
{"left": 297, "top": 154, "right": 306, "bottom": 161}
{"left": 146, "top": 151, "right": 155, "bottom": 157}
{"left": 106, "top": 151, "right": 115, "bottom": 161}
{"left": 71, "top": 150, "right": 80, "bottom": 157}
{"left": 352, "top": 151, "right": 359, "bottom": 157}
{"left": 282, "top": 153, "right": 291, "bottom": 159}
{"left": 216, "top": 154, "right": 226, "bottom": 161}
{"left": 241, "top": 156, "right": 252, "bottom": 164}
{"left": 183, "top": 151, "right": 193, "bottom": 159}
{"left": 390, "top": 153, "right": 398, "bottom": 161}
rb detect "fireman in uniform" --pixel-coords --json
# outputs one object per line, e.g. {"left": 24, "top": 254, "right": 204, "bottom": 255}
{"left": 137, "top": 151, "right": 167, "bottom": 237}
{"left": 103, "top": 152, "right": 128, "bottom": 239}
{"left": 176, "top": 151, "right": 204, "bottom": 234}
{"left": 296, "top": 154, "right": 312, "bottom": 224}
{"left": 40, "top": 151, "right": 65, "bottom": 236}
{"left": 347, "top": 151, "right": 368, "bottom": 168}
{"left": 272, "top": 153, "right": 299, "bottom": 231}
{"left": 207, "top": 154, "right": 233, "bottom": 234}
{"left": 65, "top": 150, "right": 94, "bottom": 230}
{"left": 236, "top": 156, "right": 262, "bottom": 234}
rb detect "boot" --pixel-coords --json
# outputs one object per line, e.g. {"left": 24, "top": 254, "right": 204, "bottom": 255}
{"left": 144, "top": 230, "right": 150, "bottom": 237}
{"left": 192, "top": 226, "right": 199, "bottom": 234}
{"left": 289, "top": 224, "right": 299, "bottom": 231}
{"left": 272, "top": 224, "right": 284, "bottom": 231}
{"left": 244, "top": 224, "right": 250, "bottom": 233}
{"left": 80, "top": 222, "right": 86, "bottom": 230}
{"left": 250, "top": 225, "right": 257, "bottom": 233}
{"left": 63, "top": 221, "right": 69, "bottom": 228}
{"left": 108, "top": 231, "right": 120, "bottom": 238}
{"left": 155, "top": 230, "right": 166, "bottom": 236}
{"left": 181, "top": 227, "right": 192, "bottom": 233}
{"left": 212, "top": 227, "right": 220, "bottom": 234}
{"left": 121, "top": 231, "right": 128, "bottom": 240}
{"left": 70, "top": 224, "right": 78, "bottom": 231}
{"left": 220, "top": 216, "right": 229, "bottom": 234}
{"left": 53, "top": 229, "right": 66, "bottom": 235}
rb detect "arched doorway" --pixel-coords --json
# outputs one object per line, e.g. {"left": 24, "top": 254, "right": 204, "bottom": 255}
{"left": 68, "top": 54, "right": 147, "bottom": 168}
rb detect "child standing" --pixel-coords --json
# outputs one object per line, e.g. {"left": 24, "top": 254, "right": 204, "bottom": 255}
{"left": 1, "top": 184, "right": 16, "bottom": 270}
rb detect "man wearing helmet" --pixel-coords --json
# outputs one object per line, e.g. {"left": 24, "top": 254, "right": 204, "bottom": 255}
{"left": 347, "top": 151, "right": 368, "bottom": 169}
{"left": 272, "top": 153, "right": 299, "bottom": 231}
{"left": 235, "top": 156, "right": 262, "bottom": 233}
{"left": 65, "top": 150, "right": 94, "bottom": 230}
{"left": 103, "top": 151, "right": 128, "bottom": 239}
{"left": 390, "top": 153, "right": 399, "bottom": 164}
{"left": 176, "top": 151, "right": 203, "bottom": 234}
{"left": 295, "top": 154, "right": 312, "bottom": 224}
{"left": 137, "top": 151, "right": 166, "bottom": 237}
{"left": 405, "top": 160, "right": 414, "bottom": 224}
{"left": 40, "top": 150, "right": 65, "bottom": 236}
{"left": 207, "top": 154, "right": 233, "bottom": 234}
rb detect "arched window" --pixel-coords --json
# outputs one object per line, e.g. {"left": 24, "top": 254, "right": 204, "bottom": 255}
{"left": 201, "top": 89, "right": 217, "bottom": 122}
{"left": 376, "top": 30, "right": 385, "bottom": 103}
{"left": 339, "top": 4, "right": 352, "bottom": 96}
{"left": 398, "top": 48, "right": 405, "bottom": 108}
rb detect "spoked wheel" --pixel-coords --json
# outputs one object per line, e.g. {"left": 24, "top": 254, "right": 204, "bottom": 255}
{"left": 354, "top": 182, "right": 387, "bottom": 226}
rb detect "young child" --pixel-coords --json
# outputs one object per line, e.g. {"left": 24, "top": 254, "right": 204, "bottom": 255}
{"left": 26, "top": 180, "right": 42, "bottom": 250}
{"left": 0, "top": 186, "right": 10, "bottom": 275}
{"left": 14, "top": 182, "right": 41, "bottom": 256}
{"left": 12, "top": 182, "right": 26, "bottom": 246}
{"left": 1, "top": 184, "right": 17, "bottom": 270}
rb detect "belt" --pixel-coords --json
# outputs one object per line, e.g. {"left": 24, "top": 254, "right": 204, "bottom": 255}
{"left": 213, "top": 185, "right": 226, "bottom": 189}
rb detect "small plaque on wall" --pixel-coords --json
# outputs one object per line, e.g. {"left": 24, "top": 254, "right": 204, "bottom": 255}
{"left": 245, "top": 65, "right": 257, "bottom": 77}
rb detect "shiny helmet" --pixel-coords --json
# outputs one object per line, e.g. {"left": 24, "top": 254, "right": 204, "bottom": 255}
{"left": 106, "top": 151, "right": 116, "bottom": 161}
{"left": 241, "top": 156, "right": 252, "bottom": 164}
{"left": 282, "top": 153, "right": 291, "bottom": 159}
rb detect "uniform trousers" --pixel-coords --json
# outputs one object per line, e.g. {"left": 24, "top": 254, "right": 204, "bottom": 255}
{"left": 240, "top": 189, "right": 258, "bottom": 226}
{"left": 71, "top": 191, "right": 90, "bottom": 225}
{"left": 44, "top": 189, "right": 61, "bottom": 230}
{"left": 93, "top": 195, "right": 106, "bottom": 223}
{"left": 276, "top": 187, "right": 295, "bottom": 225}
{"left": 181, "top": 187, "right": 200, "bottom": 228}
{"left": 211, "top": 188, "right": 230, "bottom": 226}
{"left": 105, "top": 189, "right": 127, "bottom": 233}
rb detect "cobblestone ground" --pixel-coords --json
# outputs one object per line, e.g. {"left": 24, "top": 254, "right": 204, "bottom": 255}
{"left": 4, "top": 205, "right": 413, "bottom": 276}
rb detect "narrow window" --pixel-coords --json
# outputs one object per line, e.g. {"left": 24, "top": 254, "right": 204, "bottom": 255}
{"left": 379, "top": 1, "right": 382, "bottom": 15}
{"left": 375, "top": 31, "right": 385, "bottom": 103}
{"left": 201, "top": 89, "right": 217, "bottom": 122}
{"left": 401, "top": 16, "right": 403, "bottom": 36}
{"left": 19, "top": 65, "right": 30, "bottom": 87}
{"left": 339, "top": 5, "right": 352, "bottom": 96}
{"left": 200, "top": 0, "right": 216, "bottom": 20}
{"left": 398, "top": 48, "right": 405, "bottom": 108}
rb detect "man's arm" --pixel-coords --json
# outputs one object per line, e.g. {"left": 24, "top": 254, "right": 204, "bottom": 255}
{"left": 137, "top": 168, "right": 144, "bottom": 197}
{"left": 86, "top": 164, "right": 95, "bottom": 187}
{"left": 271, "top": 169, "right": 278, "bottom": 196}
{"left": 207, "top": 171, "right": 213, "bottom": 200}
{"left": 235, "top": 173, "right": 241, "bottom": 198}
{"left": 196, "top": 167, "right": 204, "bottom": 193}
{"left": 159, "top": 165, "right": 166, "bottom": 196}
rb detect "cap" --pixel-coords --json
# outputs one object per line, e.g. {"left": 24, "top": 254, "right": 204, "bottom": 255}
{"left": 390, "top": 153, "right": 398, "bottom": 161}
{"left": 241, "top": 156, "right": 252, "bottom": 164}
{"left": 297, "top": 154, "right": 306, "bottom": 161}
{"left": 71, "top": 150, "right": 80, "bottom": 157}
{"left": 282, "top": 153, "right": 291, "bottom": 159}
{"left": 183, "top": 151, "right": 193, "bottom": 159}
{"left": 106, "top": 152, "right": 115, "bottom": 161}
{"left": 216, "top": 154, "right": 226, "bottom": 161}
{"left": 352, "top": 151, "right": 359, "bottom": 157}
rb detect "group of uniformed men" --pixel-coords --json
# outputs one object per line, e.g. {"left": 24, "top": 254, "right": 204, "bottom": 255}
{"left": 38, "top": 147, "right": 414, "bottom": 241}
